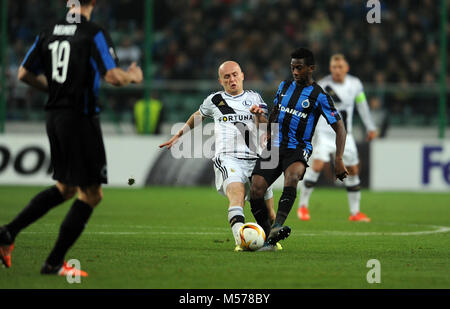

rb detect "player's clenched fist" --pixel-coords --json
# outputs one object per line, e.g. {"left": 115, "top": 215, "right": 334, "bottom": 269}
{"left": 249, "top": 105, "right": 264, "bottom": 115}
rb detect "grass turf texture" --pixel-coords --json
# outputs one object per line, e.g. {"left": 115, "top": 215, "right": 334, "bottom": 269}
{"left": 0, "top": 186, "right": 449, "bottom": 289}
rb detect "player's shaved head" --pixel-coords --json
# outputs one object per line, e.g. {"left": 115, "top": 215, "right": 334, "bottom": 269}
{"left": 218, "top": 61, "right": 245, "bottom": 96}
{"left": 218, "top": 61, "right": 242, "bottom": 78}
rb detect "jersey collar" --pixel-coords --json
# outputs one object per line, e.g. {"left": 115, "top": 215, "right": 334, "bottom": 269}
{"left": 223, "top": 90, "right": 245, "bottom": 99}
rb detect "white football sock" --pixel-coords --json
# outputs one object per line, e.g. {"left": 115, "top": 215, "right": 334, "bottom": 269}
{"left": 298, "top": 169, "right": 320, "bottom": 208}
{"left": 228, "top": 206, "right": 245, "bottom": 245}
{"left": 344, "top": 175, "right": 361, "bottom": 215}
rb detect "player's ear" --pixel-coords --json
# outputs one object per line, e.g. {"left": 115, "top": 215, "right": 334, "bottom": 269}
{"left": 309, "top": 65, "right": 316, "bottom": 73}
{"left": 241, "top": 71, "right": 245, "bottom": 81}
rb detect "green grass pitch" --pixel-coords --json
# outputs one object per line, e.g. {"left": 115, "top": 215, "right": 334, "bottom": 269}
{"left": 0, "top": 186, "right": 449, "bottom": 289}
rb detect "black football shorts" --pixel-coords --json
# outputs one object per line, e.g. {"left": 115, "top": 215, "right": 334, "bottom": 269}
{"left": 46, "top": 109, "right": 107, "bottom": 186}
{"left": 251, "top": 146, "right": 310, "bottom": 187}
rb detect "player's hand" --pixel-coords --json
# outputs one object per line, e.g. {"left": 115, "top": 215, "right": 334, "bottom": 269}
{"left": 159, "top": 134, "right": 180, "bottom": 149}
{"left": 128, "top": 62, "right": 143, "bottom": 84}
{"left": 250, "top": 105, "right": 264, "bottom": 115}
{"left": 366, "top": 130, "right": 378, "bottom": 142}
{"left": 335, "top": 158, "right": 348, "bottom": 182}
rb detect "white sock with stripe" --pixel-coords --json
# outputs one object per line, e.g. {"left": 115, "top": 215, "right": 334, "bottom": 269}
{"left": 298, "top": 170, "right": 320, "bottom": 208}
{"left": 344, "top": 175, "right": 361, "bottom": 215}
{"left": 228, "top": 206, "right": 245, "bottom": 245}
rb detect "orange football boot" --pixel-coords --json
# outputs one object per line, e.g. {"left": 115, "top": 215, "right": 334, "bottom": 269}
{"left": 0, "top": 243, "right": 14, "bottom": 268}
{"left": 41, "top": 261, "right": 88, "bottom": 277}
{"left": 58, "top": 262, "right": 88, "bottom": 277}
{"left": 349, "top": 212, "right": 371, "bottom": 222}
{"left": 297, "top": 206, "right": 310, "bottom": 221}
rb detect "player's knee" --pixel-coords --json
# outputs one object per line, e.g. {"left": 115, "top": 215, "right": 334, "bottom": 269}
{"left": 79, "top": 186, "right": 103, "bottom": 208}
{"left": 89, "top": 191, "right": 103, "bottom": 208}
{"left": 347, "top": 165, "right": 359, "bottom": 175}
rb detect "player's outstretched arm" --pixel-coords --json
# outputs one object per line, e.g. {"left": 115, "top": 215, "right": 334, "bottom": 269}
{"left": 18, "top": 66, "right": 48, "bottom": 92}
{"left": 331, "top": 119, "right": 349, "bottom": 181}
{"left": 105, "top": 62, "right": 143, "bottom": 87}
{"left": 159, "top": 110, "right": 205, "bottom": 149}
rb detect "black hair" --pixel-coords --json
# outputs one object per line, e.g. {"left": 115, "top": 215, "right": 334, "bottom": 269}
{"left": 77, "top": 0, "right": 93, "bottom": 5}
{"left": 291, "top": 48, "right": 315, "bottom": 66}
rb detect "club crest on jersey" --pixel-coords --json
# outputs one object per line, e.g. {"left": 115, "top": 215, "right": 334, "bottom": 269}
{"left": 242, "top": 100, "right": 252, "bottom": 107}
{"left": 301, "top": 99, "right": 310, "bottom": 109}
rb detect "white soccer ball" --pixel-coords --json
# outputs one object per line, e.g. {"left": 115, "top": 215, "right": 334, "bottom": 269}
{"left": 239, "top": 222, "right": 266, "bottom": 251}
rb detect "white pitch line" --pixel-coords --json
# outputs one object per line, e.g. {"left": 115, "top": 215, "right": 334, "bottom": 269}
{"left": 21, "top": 224, "right": 450, "bottom": 237}
{"left": 312, "top": 225, "right": 450, "bottom": 236}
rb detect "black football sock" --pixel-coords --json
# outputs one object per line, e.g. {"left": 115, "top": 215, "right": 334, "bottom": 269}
{"left": 250, "top": 197, "right": 271, "bottom": 237}
{"left": 45, "top": 199, "right": 93, "bottom": 267}
{"left": 275, "top": 186, "right": 297, "bottom": 226}
{"left": 6, "top": 186, "right": 65, "bottom": 241}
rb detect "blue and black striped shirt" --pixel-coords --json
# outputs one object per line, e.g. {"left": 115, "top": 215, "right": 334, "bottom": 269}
{"left": 271, "top": 80, "right": 341, "bottom": 153}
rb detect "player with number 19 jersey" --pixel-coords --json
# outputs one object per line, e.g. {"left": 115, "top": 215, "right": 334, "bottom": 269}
{"left": 21, "top": 15, "right": 118, "bottom": 115}
{"left": 21, "top": 14, "right": 119, "bottom": 185}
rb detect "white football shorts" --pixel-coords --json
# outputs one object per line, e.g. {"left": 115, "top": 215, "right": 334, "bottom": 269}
{"left": 311, "top": 133, "right": 359, "bottom": 166}
{"left": 213, "top": 154, "right": 273, "bottom": 201}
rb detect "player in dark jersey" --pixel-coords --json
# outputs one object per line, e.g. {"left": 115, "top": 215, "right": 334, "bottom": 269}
{"left": 249, "top": 48, "right": 348, "bottom": 250}
{"left": 0, "top": 0, "right": 143, "bottom": 276}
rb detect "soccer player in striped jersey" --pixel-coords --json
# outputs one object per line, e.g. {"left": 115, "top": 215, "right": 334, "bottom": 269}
{"left": 297, "top": 54, "right": 377, "bottom": 222}
{"left": 250, "top": 48, "right": 348, "bottom": 250}
{"left": 159, "top": 61, "right": 277, "bottom": 251}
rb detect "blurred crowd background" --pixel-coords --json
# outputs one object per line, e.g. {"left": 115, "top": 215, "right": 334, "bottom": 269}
{"left": 2, "top": 0, "right": 449, "bottom": 131}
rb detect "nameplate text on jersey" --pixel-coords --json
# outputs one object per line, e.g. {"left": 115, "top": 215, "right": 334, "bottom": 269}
{"left": 53, "top": 25, "right": 77, "bottom": 36}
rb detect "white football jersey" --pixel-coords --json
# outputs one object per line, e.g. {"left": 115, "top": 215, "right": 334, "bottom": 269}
{"left": 316, "top": 74, "right": 371, "bottom": 137}
{"left": 199, "top": 90, "right": 268, "bottom": 159}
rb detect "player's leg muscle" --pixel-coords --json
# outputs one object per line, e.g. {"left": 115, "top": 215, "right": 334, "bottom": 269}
{"left": 283, "top": 161, "right": 307, "bottom": 187}
{"left": 225, "top": 182, "right": 246, "bottom": 207}
{"left": 250, "top": 175, "right": 268, "bottom": 199}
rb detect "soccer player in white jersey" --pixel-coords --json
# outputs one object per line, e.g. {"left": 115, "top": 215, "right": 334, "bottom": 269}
{"left": 297, "top": 54, "right": 377, "bottom": 222}
{"left": 159, "top": 61, "right": 277, "bottom": 250}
